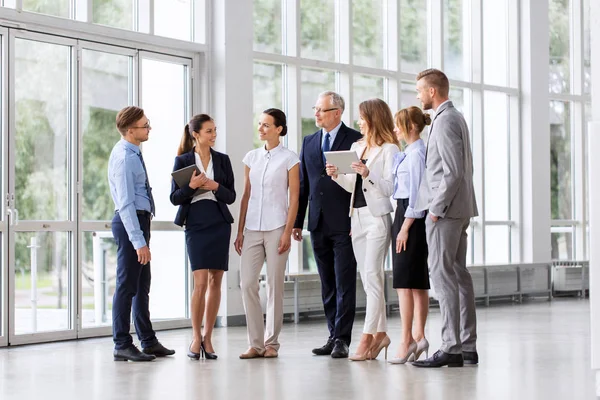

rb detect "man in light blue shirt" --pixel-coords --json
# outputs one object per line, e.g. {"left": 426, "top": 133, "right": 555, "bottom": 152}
{"left": 108, "top": 106, "right": 174, "bottom": 362}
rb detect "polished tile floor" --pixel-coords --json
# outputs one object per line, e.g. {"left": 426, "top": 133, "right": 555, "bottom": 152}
{"left": 0, "top": 298, "right": 595, "bottom": 400}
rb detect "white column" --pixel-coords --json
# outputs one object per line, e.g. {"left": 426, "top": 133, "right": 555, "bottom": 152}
{"left": 588, "top": 0, "right": 600, "bottom": 395}
{"left": 519, "top": 0, "right": 551, "bottom": 262}
{"left": 210, "top": 0, "right": 254, "bottom": 326}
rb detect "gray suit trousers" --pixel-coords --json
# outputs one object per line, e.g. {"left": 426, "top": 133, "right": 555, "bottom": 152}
{"left": 426, "top": 216, "right": 477, "bottom": 354}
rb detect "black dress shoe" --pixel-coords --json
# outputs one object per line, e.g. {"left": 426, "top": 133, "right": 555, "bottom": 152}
{"left": 331, "top": 339, "right": 349, "bottom": 359}
{"left": 201, "top": 342, "right": 218, "bottom": 360}
{"left": 142, "top": 342, "right": 175, "bottom": 357}
{"left": 412, "top": 350, "right": 463, "bottom": 368}
{"left": 312, "top": 338, "right": 335, "bottom": 356}
{"left": 463, "top": 351, "right": 479, "bottom": 365}
{"left": 114, "top": 345, "right": 156, "bottom": 362}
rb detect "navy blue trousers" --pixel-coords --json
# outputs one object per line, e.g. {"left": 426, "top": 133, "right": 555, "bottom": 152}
{"left": 111, "top": 212, "right": 158, "bottom": 350}
{"left": 310, "top": 217, "right": 357, "bottom": 345}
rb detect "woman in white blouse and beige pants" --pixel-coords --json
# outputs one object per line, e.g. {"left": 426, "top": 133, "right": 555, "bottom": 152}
{"left": 235, "top": 108, "right": 300, "bottom": 359}
{"left": 326, "top": 98, "right": 400, "bottom": 361}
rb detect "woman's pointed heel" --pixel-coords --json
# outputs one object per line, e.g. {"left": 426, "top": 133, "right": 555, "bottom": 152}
{"left": 413, "top": 338, "right": 430, "bottom": 361}
{"left": 388, "top": 341, "right": 417, "bottom": 365}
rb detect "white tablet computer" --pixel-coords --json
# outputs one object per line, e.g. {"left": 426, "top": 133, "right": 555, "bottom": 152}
{"left": 324, "top": 150, "right": 359, "bottom": 174}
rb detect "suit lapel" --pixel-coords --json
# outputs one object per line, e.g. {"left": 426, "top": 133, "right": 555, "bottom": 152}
{"left": 365, "top": 146, "right": 382, "bottom": 168}
{"left": 210, "top": 149, "right": 221, "bottom": 182}
{"left": 425, "top": 101, "right": 452, "bottom": 162}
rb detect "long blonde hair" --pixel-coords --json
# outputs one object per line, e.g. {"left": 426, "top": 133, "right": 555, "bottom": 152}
{"left": 358, "top": 98, "right": 399, "bottom": 148}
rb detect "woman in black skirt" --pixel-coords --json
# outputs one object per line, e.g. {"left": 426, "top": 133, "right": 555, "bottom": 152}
{"left": 170, "top": 114, "right": 235, "bottom": 360}
{"left": 388, "top": 106, "right": 431, "bottom": 364}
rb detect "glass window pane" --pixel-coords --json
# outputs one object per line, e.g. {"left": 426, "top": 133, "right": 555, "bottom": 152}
{"left": 23, "top": 0, "right": 70, "bottom": 17}
{"left": 484, "top": 91, "right": 509, "bottom": 220}
{"left": 82, "top": 50, "right": 132, "bottom": 221}
{"left": 14, "top": 232, "right": 70, "bottom": 334}
{"left": 352, "top": 0, "right": 384, "bottom": 68}
{"left": 15, "top": 39, "right": 70, "bottom": 221}
{"left": 148, "top": 231, "right": 187, "bottom": 319}
{"left": 584, "top": 0, "right": 591, "bottom": 94}
{"left": 254, "top": 62, "right": 283, "bottom": 148}
{"left": 551, "top": 229, "right": 573, "bottom": 260}
{"left": 353, "top": 74, "right": 384, "bottom": 129}
{"left": 300, "top": 0, "right": 335, "bottom": 61}
{"left": 483, "top": 0, "right": 508, "bottom": 86}
{"left": 3, "top": 0, "right": 16, "bottom": 8}
{"left": 485, "top": 226, "right": 510, "bottom": 264}
{"left": 401, "top": 81, "right": 421, "bottom": 108}
{"left": 254, "top": 0, "right": 282, "bottom": 54}
{"left": 550, "top": 100, "right": 572, "bottom": 220}
{"left": 154, "top": 0, "right": 192, "bottom": 41}
{"left": 400, "top": 0, "right": 428, "bottom": 73}
{"left": 549, "top": 0, "right": 570, "bottom": 94}
{"left": 444, "top": 0, "right": 466, "bottom": 80}
{"left": 93, "top": 0, "right": 134, "bottom": 30}
{"left": 82, "top": 231, "right": 117, "bottom": 328}
{"left": 449, "top": 87, "right": 465, "bottom": 114}
{"left": 141, "top": 58, "right": 188, "bottom": 223}
{"left": 301, "top": 68, "right": 336, "bottom": 138}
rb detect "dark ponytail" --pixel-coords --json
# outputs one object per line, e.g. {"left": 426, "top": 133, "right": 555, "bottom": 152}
{"left": 177, "top": 114, "right": 213, "bottom": 155}
{"left": 263, "top": 108, "right": 288, "bottom": 136}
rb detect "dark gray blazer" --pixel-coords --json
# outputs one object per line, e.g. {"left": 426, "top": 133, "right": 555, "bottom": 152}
{"left": 170, "top": 149, "right": 235, "bottom": 227}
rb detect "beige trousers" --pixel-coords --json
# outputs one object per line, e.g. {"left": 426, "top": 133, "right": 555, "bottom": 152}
{"left": 351, "top": 207, "right": 391, "bottom": 335}
{"left": 240, "top": 227, "right": 289, "bottom": 352}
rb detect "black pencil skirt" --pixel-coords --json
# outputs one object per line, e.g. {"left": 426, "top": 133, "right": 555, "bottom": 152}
{"left": 391, "top": 199, "right": 430, "bottom": 289}
{"left": 185, "top": 200, "right": 231, "bottom": 271}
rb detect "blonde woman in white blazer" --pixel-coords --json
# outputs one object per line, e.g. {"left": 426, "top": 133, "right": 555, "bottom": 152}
{"left": 326, "top": 98, "right": 400, "bottom": 361}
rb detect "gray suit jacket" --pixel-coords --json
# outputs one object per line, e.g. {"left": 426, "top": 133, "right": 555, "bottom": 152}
{"left": 415, "top": 101, "right": 478, "bottom": 219}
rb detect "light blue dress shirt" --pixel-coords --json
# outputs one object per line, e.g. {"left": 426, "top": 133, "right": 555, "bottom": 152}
{"left": 321, "top": 121, "right": 342, "bottom": 148}
{"left": 108, "top": 139, "right": 153, "bottom": 249}
{"left": 393, "top": 139, "right": 426, "bottom": 219}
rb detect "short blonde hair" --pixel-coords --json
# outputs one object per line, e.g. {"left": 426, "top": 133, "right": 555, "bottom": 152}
{"left": 416, "top": 69, "right": 450, "bottom": 98}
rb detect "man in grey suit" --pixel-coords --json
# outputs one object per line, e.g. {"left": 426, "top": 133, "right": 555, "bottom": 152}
{"left": 411, "top": 69, "right": 479, "bottom": 368}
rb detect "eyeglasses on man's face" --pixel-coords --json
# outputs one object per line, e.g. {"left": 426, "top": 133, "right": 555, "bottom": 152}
{"left": 131, "top": 120, "right": 151, "bottom": 129}
{"left": 312, "top": 107, "right": 339, "bottom": 114}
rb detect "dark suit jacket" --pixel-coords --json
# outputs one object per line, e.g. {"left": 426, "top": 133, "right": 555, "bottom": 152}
{"left": 294, "top": 123, "right": 362, "bottom": 232}
{"left": 170, "top": 149, "right": 235, "bottom": 227}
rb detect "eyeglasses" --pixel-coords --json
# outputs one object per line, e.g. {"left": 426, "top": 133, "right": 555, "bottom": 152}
{"left": 131, "top": 120, "right": 151, "bottom": 129}
{"left": 312, "top": 107, "right": 339, "bottom": 114}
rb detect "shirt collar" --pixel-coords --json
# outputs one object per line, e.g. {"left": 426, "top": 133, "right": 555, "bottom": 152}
{"left": 120, "top": 138, "right": 140, "bottom": 154}
{"left": 404, "top": 138, "right": 425, "bottom": 154}
{"left": 323, "top": 121, "right": 343, "bottom": 136}
{"left": 261, "top": 142, "right": 283, "bottom": 157}
{"left": 434, "top": 99, "right": 452, "bottom": 114}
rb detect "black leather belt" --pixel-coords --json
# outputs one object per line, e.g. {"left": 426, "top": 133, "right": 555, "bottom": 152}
{"left": 115, "top": 210, "right": 152, "bottom": 218}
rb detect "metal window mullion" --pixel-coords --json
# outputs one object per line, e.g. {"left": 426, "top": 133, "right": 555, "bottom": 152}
{"left": 430, "top": 0, "right": 443, "bottom": 69}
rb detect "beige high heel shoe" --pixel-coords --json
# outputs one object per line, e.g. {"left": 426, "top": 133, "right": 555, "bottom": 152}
{"left": 369, "top": 335, "right": 391, "bottom": 360}
{"left": 388, "top": 341, "right": 417, "bottom": 364}
{"left": 410, "top": 338, "right": 429, "bottom": 361}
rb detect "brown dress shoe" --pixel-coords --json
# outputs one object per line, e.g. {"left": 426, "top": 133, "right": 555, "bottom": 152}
{"left": 264, "top": 347, "right": 278, "bottom": 358}
{"left": 239, "top": 348, "right": 264, "bottom": 359}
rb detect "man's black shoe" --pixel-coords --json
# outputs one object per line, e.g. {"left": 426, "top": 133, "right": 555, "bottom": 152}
{"left": 142, "top": 342, "right": 176, "bottom": 357}
{"left": 331, "top": 339, "right": 349, "bottom": 359}
{"left": 114, "top": 345, "right": 156, "bottom": 362}
{"left": 463, "top": 351, "right": 479, "bottom": 365}
{"left": 312, "top": 338, "right": 335, "bottom": 356}
{"left": 412, "top": 350, "right": 463, "bottom": 368}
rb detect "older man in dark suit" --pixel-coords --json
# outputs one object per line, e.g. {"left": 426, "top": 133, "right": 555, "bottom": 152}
{"left": 292, "top": 91, "right": 362, "bottom": 358}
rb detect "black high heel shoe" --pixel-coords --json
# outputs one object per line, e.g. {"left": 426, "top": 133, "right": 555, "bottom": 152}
{"left": 201, "top": 342, "right": 218, "bottom": 360}
{"left": 187, "top": 342, "right": 201, "bottom": 360}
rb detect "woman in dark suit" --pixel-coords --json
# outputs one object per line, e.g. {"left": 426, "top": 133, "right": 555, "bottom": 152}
{"left": 170, "top": 114, "right": 235, "bottom": 360}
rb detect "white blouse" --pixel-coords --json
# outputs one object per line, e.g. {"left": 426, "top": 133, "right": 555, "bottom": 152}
{"left": 242, "top": 143, "right": 300, "bottom": 231}
{"left": 191, "top": 152, "right": 217, "bottom": 203}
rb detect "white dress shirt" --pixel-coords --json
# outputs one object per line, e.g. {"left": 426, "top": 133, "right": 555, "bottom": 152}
{"left": 191, "top": 152, "right": 217, "bottom": 203}
{"left": 243, "top": 143, "right": 300, "bottom": 231}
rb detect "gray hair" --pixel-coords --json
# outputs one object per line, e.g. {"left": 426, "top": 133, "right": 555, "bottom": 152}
{"left": 318, "top": 91, "right": 345, "bottom": 113}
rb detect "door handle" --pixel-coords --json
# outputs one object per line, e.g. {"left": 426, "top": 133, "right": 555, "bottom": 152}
{"left": 6, "top": 209, "right": 12, "bottom": 226}
{"left": 13, "top": 208, "right": 19, "bottom": 226}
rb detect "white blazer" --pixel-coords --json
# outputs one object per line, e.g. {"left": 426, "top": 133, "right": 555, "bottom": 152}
{"left": 332, "top": 141, "right": 400, "bottom": 217}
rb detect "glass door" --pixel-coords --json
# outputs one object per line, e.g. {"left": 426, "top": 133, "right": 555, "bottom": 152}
{"left": 138, "top": 52, "right": 191, "bottom": 326}
{"left": 0, "top": 28, "right": 8, "bottom": 348}
{"left": 77, "top": 42, "right": 136, "bottom": 337}
{"left": 7, "top": 31, "right": 78, "bottom": 344}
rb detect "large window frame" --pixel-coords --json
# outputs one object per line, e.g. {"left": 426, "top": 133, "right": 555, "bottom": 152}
{"left": 253, "top": 0, "right": 521, "bottom": 271}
